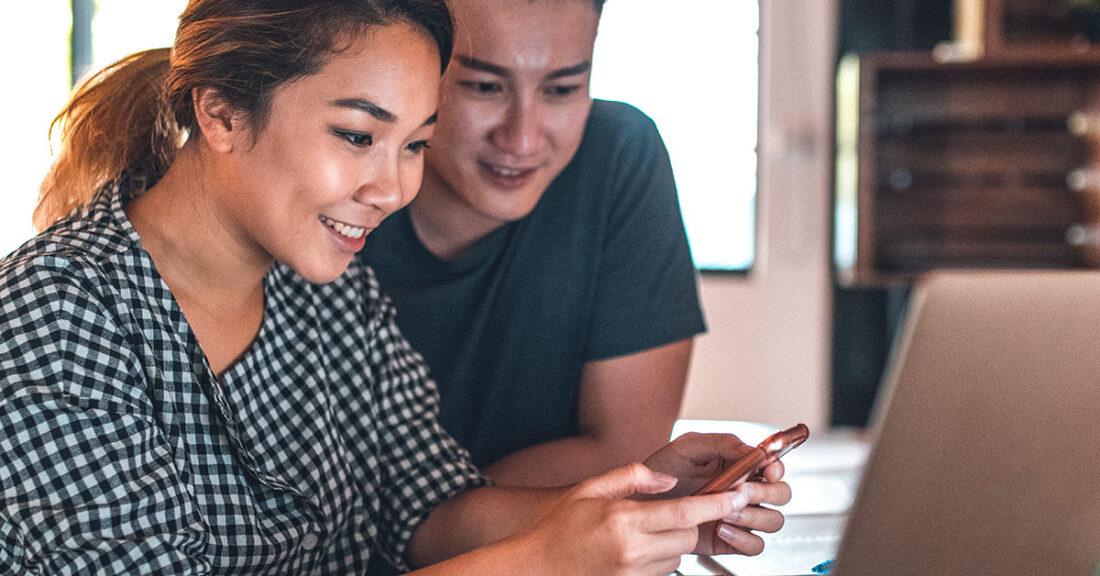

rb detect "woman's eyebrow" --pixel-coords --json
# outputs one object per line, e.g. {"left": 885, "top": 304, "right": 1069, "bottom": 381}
{"left": 331, "top": 98, "right": 396, "bottom": 123}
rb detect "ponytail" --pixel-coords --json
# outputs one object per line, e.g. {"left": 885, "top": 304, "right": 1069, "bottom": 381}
{"left": 34, "top": 0, "right": 455, "bottom": 232}
{"left": 35, "top": 48, "right": 182, "bottom": 230}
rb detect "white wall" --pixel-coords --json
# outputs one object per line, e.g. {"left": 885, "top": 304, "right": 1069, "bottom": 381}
{"left": 680, "top": 0, "right": 838, "bottom": 430}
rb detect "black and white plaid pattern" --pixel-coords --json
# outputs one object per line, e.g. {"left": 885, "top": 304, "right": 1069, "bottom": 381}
{"left": 0, "top": 181, "right": 485, "bottom": 575}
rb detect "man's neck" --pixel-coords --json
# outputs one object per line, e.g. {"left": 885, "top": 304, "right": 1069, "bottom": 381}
{"left": 407, "top": 170, "right": 506, "bottom": 261}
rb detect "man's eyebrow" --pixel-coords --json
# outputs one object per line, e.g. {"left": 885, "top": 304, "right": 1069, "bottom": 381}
{"left": 331, "top": 98, "right": 396, "bottom": 123}
{"left": 547, "top": 61, "right": 591, "bottom": 80}
{"left": 456, "top": 56, "right": 509, "bottom": 76}
{"left": 455, "top": 55, "right": 592, "bottom": 80}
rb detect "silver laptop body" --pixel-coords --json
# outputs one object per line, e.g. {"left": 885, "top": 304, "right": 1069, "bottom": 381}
{"left": 834, "top": 271, "right": 1100, "bottom": 576}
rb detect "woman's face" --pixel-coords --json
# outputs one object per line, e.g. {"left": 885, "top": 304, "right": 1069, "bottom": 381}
{"left": 420, "top": 0, "right": 599, "bottom": 227}
{"left": 221, "top": 22, "right": 440, "bottom": 283}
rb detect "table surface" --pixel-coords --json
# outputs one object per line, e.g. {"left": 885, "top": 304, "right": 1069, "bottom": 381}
{"left": 669, "top": 420, "right": 870, "bottom": 576}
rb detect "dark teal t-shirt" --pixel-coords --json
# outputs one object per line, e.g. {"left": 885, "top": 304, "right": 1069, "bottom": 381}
{"left": 359, "top": 100, "right": 706, "bottom": 469}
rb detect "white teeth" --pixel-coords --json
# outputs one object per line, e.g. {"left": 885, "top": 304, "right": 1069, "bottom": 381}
{"left": 320, "top": 216, "right": 365, "bottom": 239}
{"left": 490, "top": 165, "right": 523, "bottom": 177}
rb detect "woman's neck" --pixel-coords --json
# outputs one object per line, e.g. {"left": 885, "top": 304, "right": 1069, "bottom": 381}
{"left": 125, "top": 145, "right": 269, "bottom": 376}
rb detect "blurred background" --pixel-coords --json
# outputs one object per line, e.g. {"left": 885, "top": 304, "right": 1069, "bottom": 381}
{"left": 8, "top": 0, "right": 1095, "bottom": 433}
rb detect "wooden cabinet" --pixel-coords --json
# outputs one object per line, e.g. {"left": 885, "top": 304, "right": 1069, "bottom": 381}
{"left": 838, "top": 0, "right": 1100, "bottom": 286}
{"left": 984, "top": 0, "right": 1091, "bottom": 53}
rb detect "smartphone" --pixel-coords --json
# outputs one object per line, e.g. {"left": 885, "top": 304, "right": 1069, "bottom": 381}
{"left": 693, "top": 423, "right": 810, "bottom": 495}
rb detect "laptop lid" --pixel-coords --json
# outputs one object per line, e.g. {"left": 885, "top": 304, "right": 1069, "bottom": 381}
{"left": 834, "top": 271, "right": 1100, "bottom": 576}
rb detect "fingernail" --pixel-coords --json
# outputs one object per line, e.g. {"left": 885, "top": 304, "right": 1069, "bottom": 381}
{"left": 653, "top": 472, "right": 678, "bottom": 486}
{"left": 730, "top": 491, "right": 749, "bottom": 510}
{"left": 717, "top": 524, "right": 738, "bottom": 544}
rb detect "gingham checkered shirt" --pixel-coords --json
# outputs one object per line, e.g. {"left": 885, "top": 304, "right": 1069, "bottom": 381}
{"left": 0, "top": 179, "right": 485, "bottom": 575}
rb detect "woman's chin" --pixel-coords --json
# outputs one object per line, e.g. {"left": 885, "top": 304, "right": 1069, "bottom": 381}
{"left": 292, "top": 258, "right": 353, "bottom": 285}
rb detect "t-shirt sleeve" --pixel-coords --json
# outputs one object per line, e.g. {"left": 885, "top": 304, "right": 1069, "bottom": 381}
{"left": 585, "top": 103, "right": 707, "bottom": 361}
{"left": 355, "top": 268, "right": 486, "bottom": 570}
{"left": 0, "top": 258, "right": 209, "bottom": 575}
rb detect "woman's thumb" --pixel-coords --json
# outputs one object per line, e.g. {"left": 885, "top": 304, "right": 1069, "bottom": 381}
{"left": 575, "top": 462, "right": 678, "bottom": 499}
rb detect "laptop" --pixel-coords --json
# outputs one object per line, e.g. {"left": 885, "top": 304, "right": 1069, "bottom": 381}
{"left": 831, "top": 271, "right": 1100, "bottom": 576}
{"left": 682, "top": 270, "right": 1100, "bottom": 576}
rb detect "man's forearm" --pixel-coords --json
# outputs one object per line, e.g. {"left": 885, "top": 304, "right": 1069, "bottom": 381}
{"left": 483, "top": 433, "right": 669, "bottom": 487}
{"left": 483, "top": 340, "right": 693, "bottom": 487}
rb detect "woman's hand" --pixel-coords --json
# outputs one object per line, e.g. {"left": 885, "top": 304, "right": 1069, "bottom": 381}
{"left": 641, "top": 433, "right": 793, "bottom": 556}
{"left": 513, "top": 462, "right": 751, "bottom": 576}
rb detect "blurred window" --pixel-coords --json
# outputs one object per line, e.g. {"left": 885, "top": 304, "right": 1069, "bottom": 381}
{"left": 591, "top": 1, "right": 760, "bottom": 271}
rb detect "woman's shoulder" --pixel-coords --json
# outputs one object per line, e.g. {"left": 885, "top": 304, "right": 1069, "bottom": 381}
{"left": 0, "top": 249, "right": 119, "bottom": 355}
{"left": 0, "top": 198, "right": 145, "bottom": 339}
{"left": 3, "top": 229, "right": 123, "bottom": 300}
{"left": 2, "top": 238, "right": 105, "bottom": 303}
{"left": 7, "top": 186, "right": 129, "bottom": 261}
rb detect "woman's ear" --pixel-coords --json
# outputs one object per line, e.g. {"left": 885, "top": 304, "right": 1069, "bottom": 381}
{"left": 192, "top": 86, "right": 242, "bottom": 154}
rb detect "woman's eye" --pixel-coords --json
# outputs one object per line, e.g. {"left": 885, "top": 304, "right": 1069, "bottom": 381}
{"left": 406, "top": 140, "right": 431, "bottom": 153}
{"left": 335, "top": 130, "right": 372, "bottom": 147}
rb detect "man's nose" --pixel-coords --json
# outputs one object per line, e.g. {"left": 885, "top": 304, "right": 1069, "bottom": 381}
{"left": 492, "top": 97, "right": 543, "bottom": 157}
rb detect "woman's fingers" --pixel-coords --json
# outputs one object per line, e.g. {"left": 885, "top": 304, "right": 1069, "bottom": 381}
{"left": 639, "top": 526, "right": 701, "bottom": 561}
{"left": 723, "top": 504, "right": 786, "bottom": 533}
{"left": 552, "top": 461, "right": 793, "bottom": 569}
{"left": 576, "top": 462, "right": 678, "bottom": 500}
{"left": 713, "top": 523, "right": 767, "bottom": 556}
{"left": 761, "top": 458, "right": 786, "bottom": 482}
{"left": 637, "top": 490, "right": 750, "bottom": 533}
{"left": 741, "top": 479, "right": 792, "bottom": 507}
{"left": 669, "top": 432, "right": 754, "bottom": 466}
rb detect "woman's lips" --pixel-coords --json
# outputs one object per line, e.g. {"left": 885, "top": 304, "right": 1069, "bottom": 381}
{"left": 319, "top": 215, "right": 369, "bottom": 252}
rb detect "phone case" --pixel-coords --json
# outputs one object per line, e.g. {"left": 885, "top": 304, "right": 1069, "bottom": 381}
{"left": 693, "top": 423, "right": 810, "bottom": 495}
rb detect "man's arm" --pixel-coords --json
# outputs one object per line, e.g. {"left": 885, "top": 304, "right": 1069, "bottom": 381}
{"left": 483, "top": 338, "right": 694, "bottom": 486}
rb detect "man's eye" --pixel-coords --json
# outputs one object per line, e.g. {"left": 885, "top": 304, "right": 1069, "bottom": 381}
{"left": 548, "top": 85, "right": 583, "bottom": 98}
{"left": 335, "top": 131, "right": 373, "bottom": 147}
{"left": 460, "top": 81, "right": 502, "bottom": 94}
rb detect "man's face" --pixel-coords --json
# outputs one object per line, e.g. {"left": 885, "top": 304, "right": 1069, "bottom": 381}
{"left": 420, "top": 0, "right": 599, "bottom": 228}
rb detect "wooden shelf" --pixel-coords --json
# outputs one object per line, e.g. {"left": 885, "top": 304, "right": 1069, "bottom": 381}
{"left": 985, "top": 0, "right": 1096, "bottom": 54}
{"left": 839, "top": 50, "right": 1100, "bottom": 286}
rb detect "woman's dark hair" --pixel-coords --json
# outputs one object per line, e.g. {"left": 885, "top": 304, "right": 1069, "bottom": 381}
{"left": 36, "top": 0, "right": 453, "bottom": 230}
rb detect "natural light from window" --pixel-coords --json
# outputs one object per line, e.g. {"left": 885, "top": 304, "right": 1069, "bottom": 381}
{"left": 0, "top": 1, "right": 186, "bottom": 258}
{"left": 591, "top": 1, "right": 759, "bottom": 271}
{"left": 0, "top": 4, "right": 71, "bottom": 257}
{"left": 1, "top": 1, "right": 759, "bottom": 272}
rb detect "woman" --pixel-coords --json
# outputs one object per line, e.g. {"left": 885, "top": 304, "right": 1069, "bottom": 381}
{"left": 0, "top": 0, "right": 790, "bottom": 574}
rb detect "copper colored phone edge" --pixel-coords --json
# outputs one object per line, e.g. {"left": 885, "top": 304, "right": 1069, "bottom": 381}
{"left": 693, "top": 423, "right": 810, "bottom": 495}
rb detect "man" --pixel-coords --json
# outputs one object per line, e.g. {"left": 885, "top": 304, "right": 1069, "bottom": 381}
{"left": 361, "top": 0, "right": 704, "bottom": 487}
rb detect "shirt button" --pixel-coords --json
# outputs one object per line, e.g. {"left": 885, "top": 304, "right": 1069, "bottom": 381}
{"left": 301, "top": 533, "right": 319, "bottom": 551}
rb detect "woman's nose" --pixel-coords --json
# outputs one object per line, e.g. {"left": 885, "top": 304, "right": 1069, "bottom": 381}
{"left": 353, "top": 157, "right": 406, "bottom": 215}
